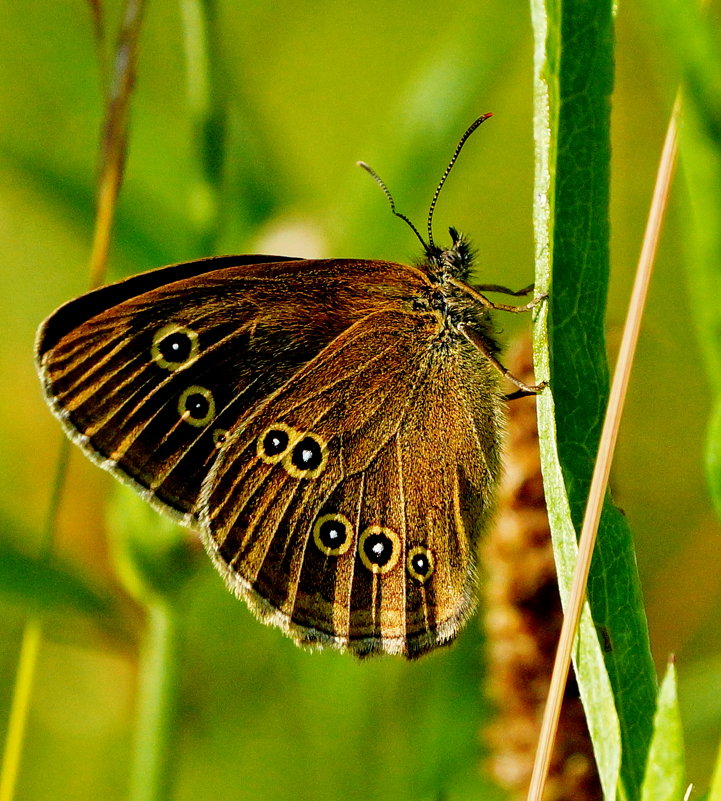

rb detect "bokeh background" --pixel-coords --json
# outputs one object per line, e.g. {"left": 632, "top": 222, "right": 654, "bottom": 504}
{"left": 1, "top": 1, "right": 719, "bottom": 799}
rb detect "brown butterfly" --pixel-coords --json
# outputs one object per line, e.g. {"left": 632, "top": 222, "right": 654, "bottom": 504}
{"left": 35, "top": 115, "right": 544, "bottom": 658}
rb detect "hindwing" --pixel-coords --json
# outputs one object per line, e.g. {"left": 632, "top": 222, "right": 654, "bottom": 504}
{"left": 200, "top": 307, "right": 503, "bottom": 657}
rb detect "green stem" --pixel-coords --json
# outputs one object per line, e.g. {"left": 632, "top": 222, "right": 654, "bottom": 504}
{"left": 0, "top": 619, "right": 42, "bottom": 801}
{"left": 1, "top": 0, "right": 148, "bottom": 793}
{"left": 180, "top": 0, "right": 226, "bottom": 253}
{"left": 0, "top": 438, "right": 70, "bottom": 801}
{"left": 128, "top": 600, "right": 180, "bottom": 801}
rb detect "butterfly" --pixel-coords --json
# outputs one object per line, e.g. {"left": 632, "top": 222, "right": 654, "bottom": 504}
{"left": 35, "top": 115, "right": 544, "bottom": 658}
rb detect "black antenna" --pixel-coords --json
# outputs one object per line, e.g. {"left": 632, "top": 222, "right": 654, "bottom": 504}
{"left": 426, "top": 112, "right": 493, "bottom": 249}
{"left": 359, "top": 112, "right": 493, "bottom": 254}
{"left": 357, "top": 161, "right": 430, "bottom": 254}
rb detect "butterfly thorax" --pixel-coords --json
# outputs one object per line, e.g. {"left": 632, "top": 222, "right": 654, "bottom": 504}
{"left": 414, "top": 228, "right": 499, "bottom": 351}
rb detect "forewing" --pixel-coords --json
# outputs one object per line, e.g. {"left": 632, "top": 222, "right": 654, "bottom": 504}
{"left": 35, "top": 256, "right": 426, "bottom": 524}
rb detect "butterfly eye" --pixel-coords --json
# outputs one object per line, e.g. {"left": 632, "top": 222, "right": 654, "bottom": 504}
{"left": 283, "top": 432, "right": 328, "bottom": 479}
{"left": 177, "top": 385, "right": 215, "bottom": 427}
{"left": 257, "top": 423, "right": 297, "bottom": 464}
{"left": 151, "top": 324, "right": 199, "bottom": 370}
{"left": 313, "top": 513, "right": 353, "bottom": 556}
{"left": 358, "top": 526, "right": 400, "bottom": 574}
{"left": 406, "top": 545, "right": 435, "bottom": 583}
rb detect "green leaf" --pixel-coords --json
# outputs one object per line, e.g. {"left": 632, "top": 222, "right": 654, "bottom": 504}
{"left": 0, "top": 516, "right": 116, "bottom": 620}
{"left": 531, "top": 0, "right": 658, "bottom": 798}
{"left": 641, "top": 662, "right": 685, "bottom": 801}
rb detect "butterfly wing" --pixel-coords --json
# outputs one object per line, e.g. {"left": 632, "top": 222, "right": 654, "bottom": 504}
{"left": 200, "top": 304, "right": 504, "bottom": 657}
{"left": 38, "top": 254, "right": 504, "bottom": 656}
{"left": 35, "top": 256, "right": 428, "bottom": 525}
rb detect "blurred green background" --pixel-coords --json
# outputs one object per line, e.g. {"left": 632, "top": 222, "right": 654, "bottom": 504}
{"left": 1, "top": 1, "right": 719, "bottom": 799}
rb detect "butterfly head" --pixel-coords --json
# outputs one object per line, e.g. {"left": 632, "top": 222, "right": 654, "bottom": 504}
{"left": 422, "top": 226, "right": 476, "bottom": 282}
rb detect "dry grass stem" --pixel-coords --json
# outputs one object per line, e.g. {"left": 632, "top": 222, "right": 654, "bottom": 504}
{"left": 528, "top": 94, "right": 681, "bottom": 801}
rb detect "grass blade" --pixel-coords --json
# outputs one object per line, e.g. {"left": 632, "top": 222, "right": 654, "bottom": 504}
{"left": 640, "top": 662, "right": 685, "bottom": 801}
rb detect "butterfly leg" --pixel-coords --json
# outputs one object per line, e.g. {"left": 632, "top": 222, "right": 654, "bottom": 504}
{"left": 503, "top": 388, "right": 543, "bottom": 402}
{"left": 458, "top": 324, "right": 547, "bottom": 396}
{"left": 472, "top": 282, "right": 534, "bottom": 297}
{"left": 449, "top": 277, "right": 547, "bottom": 313}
